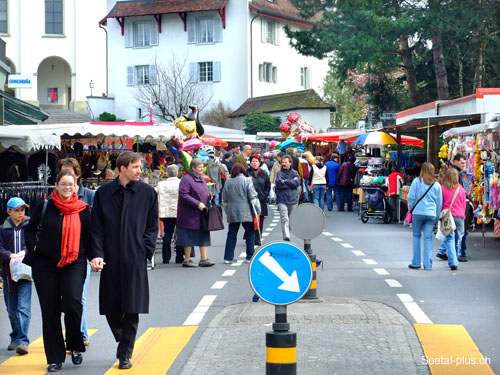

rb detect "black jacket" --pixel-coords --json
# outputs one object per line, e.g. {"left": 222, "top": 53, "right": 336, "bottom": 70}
{"left": 0, "top": 216, "right": 30, "bottom": 278}
{"left": 24, "top": 199, "right": 91, "bottom": 268}
{"left": 247, "top": 167, "right": 271, "bottom": 217}
{"left": 91, "top": 178, "right": 159, "bottom": 315}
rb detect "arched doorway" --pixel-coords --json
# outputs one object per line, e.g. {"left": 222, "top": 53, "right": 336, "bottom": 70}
{"left": 37, "top": 56, "right": 72, "bottom": 109}
{"left": 4, "top": 58, "right": 16, "bottom": 96}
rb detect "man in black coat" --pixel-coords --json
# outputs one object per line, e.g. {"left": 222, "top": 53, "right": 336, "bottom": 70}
{"left": 90, "top": 152, "right": 158, "bottom": 370}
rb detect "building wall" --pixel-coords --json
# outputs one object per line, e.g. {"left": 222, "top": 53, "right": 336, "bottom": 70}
{"left": 106, "top": 0, "right": 330, "bottom": 121}
{"left": 1, "top": 0, "right": 106, "bottom": 110}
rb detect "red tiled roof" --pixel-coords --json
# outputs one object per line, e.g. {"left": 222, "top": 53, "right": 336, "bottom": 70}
{"left": 102, "top": 0, "right": 228, "bottom": 24}
{"left": 249, "top": 0, "right": 321, "bottom": 26}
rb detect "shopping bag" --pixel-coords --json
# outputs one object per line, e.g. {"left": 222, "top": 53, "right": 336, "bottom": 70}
{"left": 9, "top": 251, "right": 32, "bottom": 282}
{"left": 403, "top": 211, "right": 412, "bottom": 225}
{"left": 439, "top": 209, "right": 456, "bottom": 236}
{"left": 435, "top": 226, "right": 446, "bottom": 241}
{"left": 253, "top": 214, "right": 261, "bottom": 230}
{"left": 269, "top": 184, "right": 276, "bottom": 203}
{"left": 200, "top": 203, "right": 224, "bottom": 232}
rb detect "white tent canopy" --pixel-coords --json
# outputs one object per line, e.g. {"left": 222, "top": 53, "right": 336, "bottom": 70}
{"left": 441, "top": 121, "right": 500, "bottom": 140}
{"left": 0, "top": 126, "right": 60, "bottom": 153}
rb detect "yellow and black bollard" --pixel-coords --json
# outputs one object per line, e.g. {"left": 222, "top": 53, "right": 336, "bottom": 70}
{"left": 302, "top": 239, "right": 317, "bottom": 299}
{"left": 266, "top": 306, "right": 296, "bottom": 375}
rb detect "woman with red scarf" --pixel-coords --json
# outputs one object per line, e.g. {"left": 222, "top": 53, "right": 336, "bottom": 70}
{"left": 25, "top": 170, "right": 91, "bottom": 372}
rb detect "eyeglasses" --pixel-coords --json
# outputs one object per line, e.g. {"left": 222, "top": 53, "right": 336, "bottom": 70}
{"left": 58, "top": 183, "right": 75, "bottom": 188}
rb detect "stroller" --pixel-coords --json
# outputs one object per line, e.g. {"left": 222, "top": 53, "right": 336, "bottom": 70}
{"left": 360, "top": 185, "right": 393, "bottom": 224}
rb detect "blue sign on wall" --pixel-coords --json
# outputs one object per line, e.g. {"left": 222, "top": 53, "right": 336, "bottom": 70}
{"left": 249, "top": 241, "right": 312, "bottom": 305}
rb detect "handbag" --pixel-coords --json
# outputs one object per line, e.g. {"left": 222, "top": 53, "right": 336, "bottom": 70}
{"left": 9, "top": 251, "right": 32, "bottom": 282}
{"left": 404, "top": 182, "right": 435, "bottom": 224}
{"left": 253, "top": 214, "right": 261, "bottom": 230}
{"left": 200, "top": 199, "right": 224, "bottom": 232}
{"left": 439, "top": 187, "right": 460, "bottom": 236}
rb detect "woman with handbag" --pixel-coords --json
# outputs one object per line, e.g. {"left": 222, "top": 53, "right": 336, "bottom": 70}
{"left": 223, "top": 163, "right": 261, "bottom": 263}
{"left": 24, "top": 170, "right": 91, "bottom": 372}
{"left": 247, "top": 154, "right": 270, "bottom": 246}
{"left": 440, "top": 168, "right": 466, "bottom": 271}
{"left": 177, "top": 158, "right": 215, "bottom": 268}
{"left": 407, "top": 163, "right": 442, "bottom": 270}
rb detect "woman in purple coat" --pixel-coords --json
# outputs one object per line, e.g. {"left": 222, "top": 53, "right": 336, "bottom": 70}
{"left": 177, "top": 158, "right": 215, "bottom": 268}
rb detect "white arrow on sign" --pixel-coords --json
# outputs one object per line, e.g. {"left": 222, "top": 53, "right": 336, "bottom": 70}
{"left": 258, "top": 251, "right": 300, "bottom": 293}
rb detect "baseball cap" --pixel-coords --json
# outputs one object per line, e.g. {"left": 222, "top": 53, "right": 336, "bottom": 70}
{"left": 7, "top": 197, "right": 29, "bottom": 210}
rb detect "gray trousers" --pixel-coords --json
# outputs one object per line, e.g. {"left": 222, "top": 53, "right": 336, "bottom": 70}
{"left": 278, "top": 203, "right": 297, "bottom": 239}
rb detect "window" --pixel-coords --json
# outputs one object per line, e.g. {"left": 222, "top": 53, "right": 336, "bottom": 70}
{"left": 188, "top": 61, "right": 221, "bottom": 83}
{"left": 45, "top": 0, "right": 63, "bottom": 35}
{"left": 187, "top": 16, "right": 222, "bottom": 44}
{"left": 300, "top": 67, "right": 310, "bottom": 89}
{"left": 259, "top": 63, "right": 277, "bottom": 83}
{"left": 261, "top": 19, "right": 279, "bottom": 45}
{"left": 127, "top": 65, "right": 157, "bottom": 86}
{"left": 125, "top": 20, "right": 158, "bottom": 48}
{"left": 0, "top": 0, "right": 7, "bottom": 34}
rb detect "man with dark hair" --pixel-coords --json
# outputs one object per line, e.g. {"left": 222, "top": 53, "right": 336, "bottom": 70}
{"left": 90, "top": 151, "right": 158, "bottom": 369}
{"left": 437, "top": 153, "right": 468, "bottom": 262}
{"left": 275, "top": 155, "right": 300, "bottom": 241}
{"left": 325, "top": 154, "right": 340, "bottom": 211}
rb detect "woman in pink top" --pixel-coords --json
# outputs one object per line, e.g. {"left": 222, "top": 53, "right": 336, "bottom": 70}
{"left": 441, "top": 168, "right": 466, "bottom": 270}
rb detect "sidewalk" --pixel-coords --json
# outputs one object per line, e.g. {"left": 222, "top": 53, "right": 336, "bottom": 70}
{"left": 180, "top": 296, "right": 430, "bottom": 375}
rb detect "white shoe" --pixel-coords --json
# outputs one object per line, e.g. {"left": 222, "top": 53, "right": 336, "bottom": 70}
{"left": 223, "top": 259, "right": 237, "bottom": 264}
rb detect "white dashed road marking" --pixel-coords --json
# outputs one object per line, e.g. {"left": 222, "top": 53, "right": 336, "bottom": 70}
{"left": 397, "top": 294, "right": 432, "bottom": 324}
{"left": 373, "top": 268, "right": 389, "bottom": 275}
{"left": 362, "top": 259, "right": 377, "bottom": 265}
{"left": 352, "top": 250, "right": 365, "bottom": 256}
{"left": 211, "top": 281, "right": 227, "bottom": 289}
{"left": 322, "top": 231, "right": 333, "bottom": 236}
{"left": 341, "top": 243, "right": 353, "bottom": 248}
{"left": 183, "top": 295, "right": 217, "bottom": 326}
{"left": 231, "top": 260, "right": 243, "bottom": 267}
{"left": 385, "top": 279, "right": 402, "bottom": 288}
{"left": 331, "top": 237, "right": 342, "bottom": 242}
{"left": 222, "top": 270, "right": 236, "bottom": 277}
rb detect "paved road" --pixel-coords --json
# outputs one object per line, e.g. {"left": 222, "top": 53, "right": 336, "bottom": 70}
{"left": 0, "top": 204, "right": 498, "bottom": 374}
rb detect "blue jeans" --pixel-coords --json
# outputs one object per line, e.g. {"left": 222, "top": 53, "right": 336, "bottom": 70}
{"left": 214, "top": 189, "right": 220, "bottom": 205}
{"left": 443, "top": 218, "right": 464, "bottom": 267}
{"left": 3, "top": 278, "right": 32, "bottom": 345}
{"left": 303, "top": 178, "right": 309, "bottom": 200}
{"left": 326, "top": 186, "right": 341, "bottom": 211}
{"left": 224, "top": 222, "right": 255, "bottom": 261}
{"left": 80, "top": 263, "right": 91, "bottom": 340}
{"left": 412, "top": 215, "right": 435, "bottom": 269}
{"left": 337, "top": 186, "right": 353, "bottom": 211}
{"left": 312, "top": 184, "right": 326, "bottom": 210}
{"left": 438, "top": 218, "right": 466, "bottom": 258}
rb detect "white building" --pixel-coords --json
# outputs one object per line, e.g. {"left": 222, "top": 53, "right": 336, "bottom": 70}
{"left": 1, "top": 0, "right": 106, "bottom": 111}
{"left": 101, "top": 0, "right": 330, "bottom": 122}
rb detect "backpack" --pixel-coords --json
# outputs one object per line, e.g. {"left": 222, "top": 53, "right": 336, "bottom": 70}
{"left": 439, "top": 187, "right": 460, "bottom": 236}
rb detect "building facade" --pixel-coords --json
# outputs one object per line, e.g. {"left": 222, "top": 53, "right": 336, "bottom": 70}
{"left": 102, "top": 0, "right": 330, "bottom": 122}
{"left": 1, "top": 0, "right": 106, "bottom": 111}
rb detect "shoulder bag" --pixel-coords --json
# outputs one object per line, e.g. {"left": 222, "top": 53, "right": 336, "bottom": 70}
{"left": 439, "top": 187, "right": 460, "bottom": 236}
{"left": 404, "top": 182, "right": 435, "bottom": 224}
{"left": 200, "top": 198, "right": 224, "bottom": 232}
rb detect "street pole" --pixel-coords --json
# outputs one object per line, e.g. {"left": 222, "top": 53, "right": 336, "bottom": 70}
{"left": 266, "top": 305, "right": 296, "bottom": 375}
{"left": 302, "top": 239, "right": 317, "bottom": 299}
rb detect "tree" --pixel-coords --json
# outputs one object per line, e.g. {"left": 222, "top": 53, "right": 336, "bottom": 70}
{"left": 201, "top": 101, "right": 236, "bottom": 129}
{"left": 243, "top": 111, "right": 281, "bottom": 135}
{"left": 134, "top": 55, "right": 212, "bottom": 122}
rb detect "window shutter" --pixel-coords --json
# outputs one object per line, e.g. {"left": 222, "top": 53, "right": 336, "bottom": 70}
{"left": 307, "top": 68, "right": 311, "bottom": 89}
{"left": 261, "top": 19, "right": 267, "bottom": 43}
{"left": 259, "top": 64, "right": 263, "bottom": 81}
{"left": 187, "top": 17, "right": 195, "bottom": 44}
{"left": 150, "top": 21, "right": 159, "bottom": 45}
{"left": 127, "top": 66, "right": 135, "bottom": 86}
{"left": 125, "top": 21, "right": 133, "bottom": 48}
{"left": 272, "top": 66, "right": 277, "bottom": 83}
{"left": 149, "top": 64, "right": 157, "bottom": 84}
{"left": 213, "top": 61, "right": 221, "bottom": 82}
{"left": 274, "top": 21, "right": 280, "bottom": 46}
{"left": 196, "top": 19, "right": 201, "bottom": 43}
{"left": 188, "top": 62, "right": 198, "bottom": 83}
{"left": 214, "top": 16, "right": 222, "bottom": 42}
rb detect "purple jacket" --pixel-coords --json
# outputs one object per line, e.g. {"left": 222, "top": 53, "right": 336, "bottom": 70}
{"left": 177, "top": 172, "right": 210, "bottom": 230}
{"left": 336, "top": 160, "right": 357, "bottom": 188}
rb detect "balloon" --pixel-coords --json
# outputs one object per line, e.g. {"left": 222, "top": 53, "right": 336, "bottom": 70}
{"left": 201, "top": 174, "right": 211, "bottom": 183}
{"left": 180, "top": 138, "right": 203, "bottom": 151}
{"left": 287, "top": 112, "right": 299, "bottom": 124}
{"left": 180, "top": 151, "right": 193, "bottom": 170}
{"left": 280, "top": 122, "right": 292, "bottom": 133}
{"left": 302, "top": 151, "right": 316, "bottom": 165}
{"left": 279, "top": 139, "right": 305, "bottom": 153}
{"left": 269, "top": 140, "right": 279, "bottom": 149}
{"left": 170, "top": 146, "right": 181, "bottom": 160}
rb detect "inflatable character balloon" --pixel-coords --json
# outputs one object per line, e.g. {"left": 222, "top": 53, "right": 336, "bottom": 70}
{"left": 174, "top": 105, "right": 205, "bottom": 151}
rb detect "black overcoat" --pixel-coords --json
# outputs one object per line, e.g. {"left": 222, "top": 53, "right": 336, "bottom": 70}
{"left": 91, "top": 178, "right": 158, "bottom": 315}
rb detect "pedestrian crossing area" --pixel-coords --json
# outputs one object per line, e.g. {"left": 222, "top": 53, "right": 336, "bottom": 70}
{"left": 0, "top": 327, "right": 197, "bottom": 375}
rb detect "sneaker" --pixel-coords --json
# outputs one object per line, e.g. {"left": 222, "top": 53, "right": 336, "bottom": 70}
{"left": 223, "top": 259, "right": 237, "bottom": 264}
{"left": 244, "top": 258, "right": 251, "bottom": 263}
{"left": 7, "top": 340, "right": 16, "bottom": 351}
{"left": 408, "top": 264, "right": 421, "bottom": 269}
{"left": 283, "top": 237, "right": 290, "bottom": 241}
{"left": 436, "top": 253, "right": 448, "bottom": 260}
{"left": 182, "top": 259, "right": 198, "bottom": 268}
{"left": 16, "top": 343, "right": 28, "bottom": 355}
{"left": 458, "top": 256, "right": 468, "bottom": 262}
{"left": 199, "top": 259, "right": 215, "bottom": 267}
{"left": 450, "top": 265, "right": 458, "bottom": 270}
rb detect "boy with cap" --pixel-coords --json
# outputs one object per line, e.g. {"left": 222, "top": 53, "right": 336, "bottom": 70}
{"left": 0, "top": 197, "right": 32, "bottom": 355}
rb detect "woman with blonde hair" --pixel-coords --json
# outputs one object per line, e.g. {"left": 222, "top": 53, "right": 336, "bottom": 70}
{"left": 407, "top": 162, "right": 442, "bottom": 270}
{"left": 440, "top": 168, "right": 466, "bottom": 270}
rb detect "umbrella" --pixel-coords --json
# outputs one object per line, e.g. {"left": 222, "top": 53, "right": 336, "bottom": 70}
{"left": 202, "top": 134, "right": 228, "bottom": 147}
{"left": 351, "top": 131, "right": 398, "bottom": 146}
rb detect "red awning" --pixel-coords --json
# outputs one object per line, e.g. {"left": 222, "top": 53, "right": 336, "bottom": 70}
{"left": 202, "top": 134, "right": 228, "bottom": 147}
{"left": 303, "top": 130, "right": 423, "bottom": 147}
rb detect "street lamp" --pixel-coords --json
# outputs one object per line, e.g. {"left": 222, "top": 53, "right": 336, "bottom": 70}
{"left": 89, "top": 80, "right": 94, "bottom": 96}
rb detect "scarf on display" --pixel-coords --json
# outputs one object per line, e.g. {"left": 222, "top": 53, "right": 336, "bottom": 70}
{"left": 51, "top": 191, "right": 88, "bottom": 268}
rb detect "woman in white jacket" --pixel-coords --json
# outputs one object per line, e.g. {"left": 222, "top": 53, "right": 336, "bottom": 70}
{"left": 156, "top": 165, "right": 183, "bottom": 264}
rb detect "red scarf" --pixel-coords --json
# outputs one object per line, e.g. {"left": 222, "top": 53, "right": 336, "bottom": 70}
{"left": 51, "top": 191, "right": 89, "bottom": 268}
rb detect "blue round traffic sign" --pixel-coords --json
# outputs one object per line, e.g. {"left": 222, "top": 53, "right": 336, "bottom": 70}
{"left": 249, "top": 241, "right": 313, "bottom": 305}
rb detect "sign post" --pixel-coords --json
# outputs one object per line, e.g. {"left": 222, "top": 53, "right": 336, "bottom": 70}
{"left": 249, "top": 241, "right": 313, "bottom": 375}
{"left": 289, "top": 203, "right": 325, "bottom": 299}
